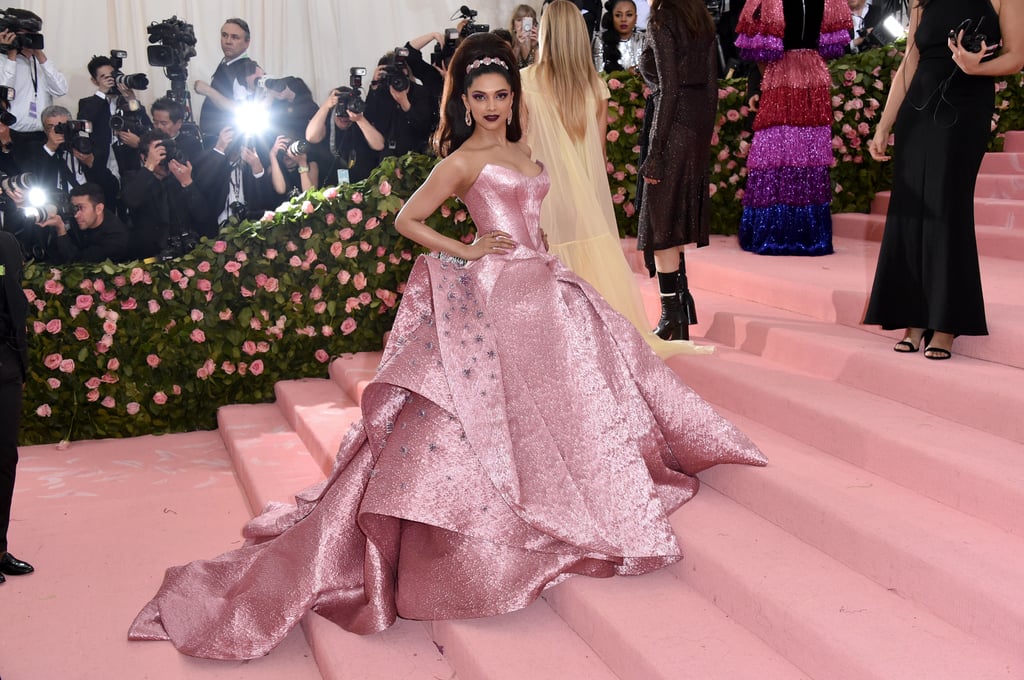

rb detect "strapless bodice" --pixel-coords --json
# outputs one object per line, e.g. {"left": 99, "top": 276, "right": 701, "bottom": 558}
{"left": 463, "top": 163, "right": 550, "bottom": 252}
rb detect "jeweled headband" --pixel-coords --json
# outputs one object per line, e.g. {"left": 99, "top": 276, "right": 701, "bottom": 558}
{"left": 466, "top": 56, "right": 510, "bottom": 75}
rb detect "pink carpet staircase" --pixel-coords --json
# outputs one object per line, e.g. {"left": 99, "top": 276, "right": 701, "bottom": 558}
{"left": 35, "top": 130, "right": 1016, "bottom": 679}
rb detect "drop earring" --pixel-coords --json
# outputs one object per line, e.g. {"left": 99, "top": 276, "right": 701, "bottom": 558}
{"left": 507, "top": 110, "right": 513, "bottom": 126}
{"left": 465, "top": 110, "right": 473, "bottom": 126}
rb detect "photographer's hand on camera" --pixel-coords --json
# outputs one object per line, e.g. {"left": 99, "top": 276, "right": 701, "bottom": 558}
{"left": 0, "top": 30, "right": 15, "bottom": 59}
{"left": 143, "top": 139, "right": 167, "bottom": 172}
{"left": 34, "top": 211, "right": 65, "bottom": 235}
{"left": 168, "top": 158, "right": 193, "bottom": 187}
{"left": 240, "top": 145, "right": 264, "bottom": 175}
{"left": 214, "top": 126, "right": 236, "bottom": 154}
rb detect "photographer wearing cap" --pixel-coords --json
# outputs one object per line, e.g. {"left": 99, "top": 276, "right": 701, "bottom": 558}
{"left": 77, "top": 55, "right": 152, "bottom": 186}
{"left": 0, "top": 10, "right": 67, "bottom": 144}
{"left": 122, "top": 129, "right": 207, "bottom": 259}
{"left": 195, "top": 18, "right": 260, "bottom": 149}
{"left": 29, "top": 182, "right": 131, "bottom": 264}
{"left": 305, "top": 85, "right": 381, "bottom": 185}
{"left": 363, "top": 50, "right": 434, "bottom": 159}
{"left": 0, "top": 228, "right": 33, "bottom": 586}
{"left": 150, "top": 97, "right": 203, "bottom": 165}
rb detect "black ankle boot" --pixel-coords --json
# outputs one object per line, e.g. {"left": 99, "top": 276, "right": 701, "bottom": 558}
{"left": 678, "top": 270, "right": 697, "bottom": 326}
{"left": 654, "top": 294, "right": 687, "bottom": 340}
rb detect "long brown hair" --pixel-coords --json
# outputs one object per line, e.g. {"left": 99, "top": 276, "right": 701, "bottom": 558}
{"left": 534, "top": 0, "right": 606, "bottom": 142}
{"left": 649, "top": 0, "right": 715, "bottom": 38}
{"left": 433, "top": 33, "right": 524, "bottom": 158}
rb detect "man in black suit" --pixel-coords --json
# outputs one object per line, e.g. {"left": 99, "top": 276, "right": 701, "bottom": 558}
{"left": 191, "top": 126, "right": 272, "bottom": 234}
{"left": 194, "top": 18, "right": 262, "bottom": 149}
{"left": 76, "top": 55, "right": 151, "bottom": 189}
{"left": 121, "top": 130, "right": 209, "bottom": 259}
{"left": 0, "top": 229, "right": 33, "bottom": 584}
{"left": 846, "top": 0, "right": 886, "bottom": 53}
{"left": 150, "top": 97, "right": 203, "bottom": 165}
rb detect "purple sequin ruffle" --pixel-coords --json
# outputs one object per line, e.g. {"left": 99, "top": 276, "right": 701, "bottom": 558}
{"left": 818, "top": 29, "right": 850, "bottom": 59}
{"left": 745, "top": 126, "right": 834, "bottom": 170}
{"left": 736, "top": 34, "right": 784, "bottom": 63}
{"left": 742, "top": 166, "right": 832, "bottom": 207}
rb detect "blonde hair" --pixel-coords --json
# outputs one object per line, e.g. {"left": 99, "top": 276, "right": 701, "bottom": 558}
{"left": 535, "top": 0, "right": 605, "bottom": 142}
{"left": 509, "top": 3, "right": 538, "bottom": 31}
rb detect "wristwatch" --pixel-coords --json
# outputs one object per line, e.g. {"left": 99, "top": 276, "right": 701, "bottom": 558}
{"left": 297, "top": 165, "right": 309, "bottom": 174}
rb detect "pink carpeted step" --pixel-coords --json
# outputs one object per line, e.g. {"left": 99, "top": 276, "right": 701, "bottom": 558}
{"left": 274, "top": 378, "right": 360, "bottom": 475}
{"left": 975, "top": 172, "right": 1024, "bottom": 199}
{"left": 703, "top": 407, "right": 1024, "bottom": 651}
{"left": 301, "top": 615, "right": 450, "bottom": 680}
{"left": 429, "top": 599, "right": 620, "bottom": 680}
{"left": 980, "top": 152, "right": 1024, "bottom": 174}
{"left": 871, "top": 191, "right": 1024, "bottom": 228}
{"left": 328, "top": 351, "right": 383, "bottom": 403}
{"left": 667, "top": 343, "right": 1024, "bottom": 536}
{"left": 543, "top": 568, "right": 810, "bottom": 679}
{"left": 1003, "top": 131, "right": 1024, "bottom": 153}
{"left": 832, "top": 212, "right": 1024, "bottom": 261}
{"left": 668, "top": 489, "right": 1023, "bottom": 680}
{"left": 685, "top": 288, "right": 1024, "bottom": 442}
{"left": 217, "top": 403, "right": 324, "bottom": 513}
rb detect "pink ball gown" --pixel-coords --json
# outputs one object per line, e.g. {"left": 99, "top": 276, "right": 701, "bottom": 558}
{"left": 128, "top": 162, "right": 767, "bottom": 659}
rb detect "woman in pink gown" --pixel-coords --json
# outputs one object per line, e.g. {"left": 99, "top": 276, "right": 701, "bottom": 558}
{"left": 128, "top": 33, "right": 766, "bottom": 660}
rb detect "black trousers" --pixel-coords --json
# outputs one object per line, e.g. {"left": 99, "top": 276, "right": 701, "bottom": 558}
{"left": 0, "top": 345, "right": 23, "bottom": 554}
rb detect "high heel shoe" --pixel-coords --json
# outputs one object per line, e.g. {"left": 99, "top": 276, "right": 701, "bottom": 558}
{"left": 894, "top": 328, "right": 930, "bottom": 353}
{"left": 653, "top": 293, "right": 686, "bottom": 340}
{"left": 924, "top": 331, "right": 953, "bottom": 360}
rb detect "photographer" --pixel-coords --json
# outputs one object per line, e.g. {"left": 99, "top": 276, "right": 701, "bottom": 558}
{"left": 305, "top": 86, "right": 381, "bottom": 185}
{"left": 363, "top": 50, "right": 434, "bottom": 159}
{"left": 31, "top": 182, "right": 131, "bottom": 264}
{"left": 150, "top": 97, "right": 203, "bottom": 165}
{"left": 22, "top": 105, "right": 118, "bottom": 208}
{"left": 846, "top": 0, "right": 886, "bottom": 53}
{"left": 264, "top": 77, "right": 319, "bottom": 146}
{"left": 0, "top": 100, "right": 19, "bottom": 178}
{"left": 402, "top": 32, "right": 447, "bottom": 131}
{"left": 192, "top": 125, "right": 272, "bottom": 232}
{"left": 0, "top": 9, "right": 67, "bottom": 144}
{"left": 122, "top": 130, "right": 207, "bottom": 259}
{"left": 77, "top": 55, "right": 151, "bottom": 186}
{"left": 195, "top": 18, "right": 261, "bottom": 149}
{"left": 268, "top": 133, "right": 318, "bottom": 199}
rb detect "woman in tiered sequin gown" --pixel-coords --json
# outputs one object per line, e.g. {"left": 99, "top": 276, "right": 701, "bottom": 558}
{"left": 128, "top": 33, "right": 767, "bottom": 660}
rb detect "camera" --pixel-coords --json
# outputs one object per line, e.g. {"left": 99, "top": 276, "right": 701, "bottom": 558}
{"left": 107, "top": 49, "right": 150, "bottom": 91}
{"left": 949, "top": 17, "right": 988, "bottom": 54}
{"left": 381, "top": 47, "right": 411, "bottom": 92}
{"left": 704, "top": 0, "right": 723, "bottom": 23}
{"left": 0, "top": 8, "right": 44, "bottom": 54}
{"left": 22, "top": 187, "right": 70, "bottom": 224}
{"left": 288, "top": 139, "right": 308, "bottom": 156}
{"left": 431, "top": 28, "right": 462, "bottom": 68}
{"left": 146, "top": 16, "right": 197, "bottom": 69}
{"left": 256, "top": 76, "right": 290, "bottom": 93}
{"left": 457, "top": 6, "right": 489, "bottom": 38}
{"left": 109, "top": 108, "right": 150, "bottom": 136}
{"left": 335, "top": 67, "right": 367, "bottom": 116}
{"left": 54, "top": 119, "right": 94, "bottom": 155}
{"left": 157, "top": 230, "right": 199, "bottom": 261}
{"left": 0, "top": 171, "right": 32, "bottom": 195}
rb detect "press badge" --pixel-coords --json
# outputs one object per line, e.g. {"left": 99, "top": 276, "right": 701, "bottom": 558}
{"left": 337, "top": 168, "right": 349, "bottom": 184}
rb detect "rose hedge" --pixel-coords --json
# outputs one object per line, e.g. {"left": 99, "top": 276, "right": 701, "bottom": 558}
{"left": 18, "top": 48, "right": 1024, "bottom": 444}
{"left": 603, "top": 41, "right": 1024, "bottom": 236}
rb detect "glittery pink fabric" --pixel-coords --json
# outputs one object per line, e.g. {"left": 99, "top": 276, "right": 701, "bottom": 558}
{"left": 128, "top": 164, "right": 767, "bottom": 660}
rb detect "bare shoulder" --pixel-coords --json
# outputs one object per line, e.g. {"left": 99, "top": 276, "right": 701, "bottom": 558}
{"left": 435, "top": 150, "right": 486, "bottom": 195}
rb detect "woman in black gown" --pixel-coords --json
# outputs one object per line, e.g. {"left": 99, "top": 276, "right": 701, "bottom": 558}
{"left": 865, "top": 0, "right": 1023, "bottom": 359}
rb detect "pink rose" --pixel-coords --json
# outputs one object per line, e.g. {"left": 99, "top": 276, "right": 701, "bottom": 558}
{"left": 359, "top": 241, "right": 371, "bottom": 252}
{"left": 291, "top": 291, "right": 303, "bottom": 304}
{"left": 315, "top": 349, "right": 330, "bottom": 363}
{"left": 235, "top": 251, "right": 248, "bottom": 263}
{"left": 86, "top": 390, "right": 100, "bottom": 402}
{"left": 85, "top": 377, "right": 101, "bottom": 390}
{"left": 330, "top": 241, "right": 344, "bottom": 258}
{"left": 314, "top": 301, "right": 327, "bottom": 314}
{"left": 169, "top": 269, "right": 183, "bottom": 283}
{"left": 379, "top": 180, "right": 392, "bottom": 196}
{"left": 198, "top": 279, "right": 212, "bottom": 292}
{"left": 121, "top": 297, "right": 137, "bottom": 310}
{"left": 242, "top": 340, "right": 257, "bottom": 356}
{"left": 376, "top": 262, "right": 386, "bottom": 274}
{"left": 161, "top": 289, "right": 175, "bottom": 300}
{"left": 190, "top": 328, "right": 206, "bottom": 343}
{"left": 358, "top": 292, "right": 372, "bottom": 305}
{"left": 129, "top": 267, "right": 145, "bottom": 285}
{"left": 172, "top": 385, "right": 181, "bottom": 396}
{"left": 606, "top": 130, "right": 620, "bottom": 143}
{"left": 190, "top": 309, "right": 204, "bottom": 323}
{"left": 346, "top": 207, "right": 363, "bottom": 224}
{"left": 339, "top": 227, "right": 354, "bottom": 240}
{"left": 325, "top": 213, "right": 336, "bottom": 225}
{"left": 345, "top": 245, "right": 359, "bottom": 258}
{"left": 310, "top": 285, "right": 323, "bottom": 300}
{"left": 46, "top": 378, "right": 61, "bottom": 389}
{"left": 75, "top": 294, "right": 93, "bottom": 311}
{"left": 100, "top": 289, "right": 117, "bottom": 302}
{"left": 146, "top": 354, "right": 161, "bottom": 368}
{"left": 353, "top": 272, "right": 367, "bottom": 290}
{"left": 221, "top": 361, "right": 236, "bottom": 375}
{"left": 289, "top": 255, "right": 302, "bottom": 267}
{"left": 265, "top": 277, "right": 280, "bottom": 292}
{"left": 212, "top": 240, "right": 228, "bottom": 253}
{"left": 301, "top": 200, "right": 315, "bottom": 215}
{"left": 153, "top": 391, "right": 168, "bottom": 405}
{"left": 365, "top": 217, "right": 380, "bottom": 230}
{"left": 103, "top": 320, "right": 117, "bottom": 335}
{"left": 299, "top": 226, "right": 313, "bottom": 239}
{"left": 36, "top": 404, "right": 52, "bottom": 417}
{"left": 224, "top": 261, "right": 242, "bottom": 274}
{"left": 43, "top": 318, "right": 60, "bottom": 334}
{"left": 126, "top": 402, "right": 141, "bottom": 415}
{"left": 454, "top": 210, "right": 467, "bottom": 223}
{"left": 101, "top": 396, "right": 115, "bottom": 409}
{"left": 59, "top": 359, "right": 75, "bottom": 373}
{"left": 441, "top": 204, "right": 451, "bottom": 218}
{"left": 726, "top": 109, "right": 740, "bottom": 122}
{"left": 250, "top": 359, "right": 264, "bottom": 376}
{"left": 219, "top": 309, "right": 233, "bottom": 321}
{"left": 44, "top": 279, "right": 64, "bottom": 295}
{"left": 324, "top": 186, "right": 339, "bottom": 200}
{"left": 351, "top": 191, "right": 363, "bottom": 204}
{"left": 345, "top": 297, "right": 360, "bottom": 312}
{"left": 240, "top": 286, "right": 254, "bottom": 298}
{"left": 261, "top": 211, "right": 275, "bottom": 223}
{"left": 265, "top": 248, "right": 278, "bottom": 259}
{"left": 286, "top": 241, "right": 298, "bottom": 252}
{"left": 341, "top": 317, "right": 357, "bottom": 335}
{"left": 256, "top": 342, "right": 270, "bottom": 353}
{"left": 107, "top": 358, "right": 120, "bottom": 371}
{"left": 608, "top": 78, "right": 622, "bottom": 90}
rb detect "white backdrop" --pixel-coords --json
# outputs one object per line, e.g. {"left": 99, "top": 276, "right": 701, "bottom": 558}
{"left": 4, "top": 0, "right": 532, "bottom": 112}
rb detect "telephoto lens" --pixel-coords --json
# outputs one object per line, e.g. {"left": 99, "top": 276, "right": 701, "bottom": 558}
{"left": 288, "top": 139, "right": 309, "bottom": 156}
